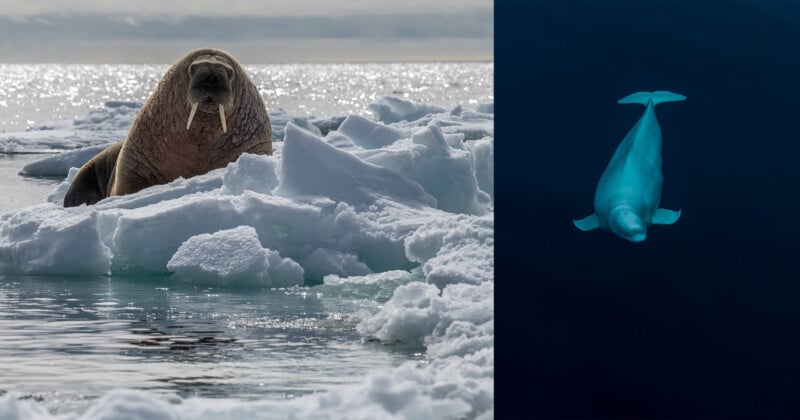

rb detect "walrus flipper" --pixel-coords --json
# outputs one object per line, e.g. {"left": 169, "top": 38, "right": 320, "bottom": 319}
{"left": 63, "top": 142, "right": 123, "bottom": 207}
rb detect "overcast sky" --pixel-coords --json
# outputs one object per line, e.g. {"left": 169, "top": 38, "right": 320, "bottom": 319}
{"left": 0, "top": 0, "right": 491, "bottom": 17}
{"left": 0, "top": 0, "right": 493, "bottom": 63}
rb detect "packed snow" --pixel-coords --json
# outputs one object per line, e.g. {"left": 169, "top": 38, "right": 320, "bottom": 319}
{"left": 0, "top": 95, "right": 494, "bottom": 419}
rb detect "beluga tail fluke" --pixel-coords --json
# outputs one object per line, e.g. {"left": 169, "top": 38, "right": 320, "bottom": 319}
{"left": 573, "top": 90, "right": 685, "bottom": 243}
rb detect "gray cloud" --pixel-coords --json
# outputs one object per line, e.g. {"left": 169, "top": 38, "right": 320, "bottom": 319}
{"left": 0, "top": 0, "right": 491, "bottom": 17}
{"left": 0, "top": 12, "right": 492, "bottom": 42}
{"left": 0, "top": 7, "right": 493, "bottom": 63}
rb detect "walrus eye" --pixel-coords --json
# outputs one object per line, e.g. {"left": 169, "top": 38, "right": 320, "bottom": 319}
{"left": 188, "top": 63, "right": 198, "bottom": 76}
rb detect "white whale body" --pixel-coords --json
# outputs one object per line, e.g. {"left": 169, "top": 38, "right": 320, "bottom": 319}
{"left": 574, "top": 91, "right": 685, "bottom": 242}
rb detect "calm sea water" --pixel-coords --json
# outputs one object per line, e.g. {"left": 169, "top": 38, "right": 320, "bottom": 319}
{"left": 0, "top": 62, "right": 493, "bottom": 415}
{"left": 0, "top": 155, "right": 59, "bottom": 213}
{"left": 0, "top": 275, "right": 419, "bottom": 414}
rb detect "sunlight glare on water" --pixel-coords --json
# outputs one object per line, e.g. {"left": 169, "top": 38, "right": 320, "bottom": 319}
{"left": 0, "top": 64, "right": 163, "bottom": 132}
{"left": 0, "top": 63, "right": 494, "bottom": 132}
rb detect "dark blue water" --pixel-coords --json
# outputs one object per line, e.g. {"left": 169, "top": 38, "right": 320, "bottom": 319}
{"left": 497, "top": 1, "right": 800, "bottom": 417}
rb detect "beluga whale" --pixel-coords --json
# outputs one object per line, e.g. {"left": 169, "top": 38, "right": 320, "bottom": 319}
{"left": 573, "top": 91, "right": 685, "bottom": 242}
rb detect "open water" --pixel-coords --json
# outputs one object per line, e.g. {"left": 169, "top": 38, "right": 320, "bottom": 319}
{"left": 495, "top": 1, "right": 800, "bottom": 417}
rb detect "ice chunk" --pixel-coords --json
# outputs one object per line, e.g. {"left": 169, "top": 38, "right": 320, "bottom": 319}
{"left": 337, "top": 114, "right": 405, "bottom": 149}
{"left": 20, "top": 144, "right": 110, "bottom": 177}
{"left": 276, "top": 122, "right": 437, "bottom": 208}
{"left": 311, "top": 115, "right": 346, "bottom": 136}
{"left": 323, "top": 131, "right": 359, "bottom": 151}
{"left": 466, "top": 136, "right": 494, "bottom": 201}
{"left": 0, "top": 393, "right": 54, "bottom": 419}
{"left": 221, "top": 153, "right": 279, "bottom": 195}
{"left": 368, "top": 96, "right": 446, "bottom": 124}
{"left": 69, "top": 101, "right": 141, "bottom": 131}
{"left": 167, "top": 225, "right": 303, "bottom": 288}
{"left": 405, "top": 215, "right": 494, "bottom": 288}
{"left": 269, "top": 108, "right": 323, "bottom": 141}
{"left": 357, "top": 282, "right": 445, "bottom": 347}
{"left": 0, "top": 205, "right": 111, "bottom": 275}
{"left": 357, "top": 123, "right": 490, "bottom": 215}
{"left": 0, "top": 131, "right": 120, "bottom": 153}
{"left": 80, "top": 389, "right": 176, "bottom": 420}
{"left": 302, "top": 247, "right": 372, "bottom": 282}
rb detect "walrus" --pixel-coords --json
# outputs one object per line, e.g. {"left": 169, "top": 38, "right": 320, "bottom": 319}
{"left": 63, "top": 48, "right": 272, "bottom": 207}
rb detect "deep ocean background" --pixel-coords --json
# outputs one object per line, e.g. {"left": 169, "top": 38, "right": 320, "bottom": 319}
{"left": 497, "top": 1, "right": 800, "bottom": 417}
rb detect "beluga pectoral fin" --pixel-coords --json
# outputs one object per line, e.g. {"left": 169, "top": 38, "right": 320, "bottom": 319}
{"left": 219, "top": 104, "right": 227, "bottom": 133}
{"left": 573, "top": 214, "right": 600, "bottom": 231}
{"left": 652, "top": 208, "right": 681, "bottom": 225}
{"left": 186, "top": 102, "right": 199, "bottom": 130}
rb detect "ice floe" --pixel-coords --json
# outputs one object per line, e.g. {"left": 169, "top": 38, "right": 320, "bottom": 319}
{"left": 0, "top": 95, "right": 494, "bottom": 419}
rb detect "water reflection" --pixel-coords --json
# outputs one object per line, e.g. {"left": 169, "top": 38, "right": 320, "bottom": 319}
{"left": 0, "top": 275, "right": 419, "bottom": 414}
{"left": 0, "top": 63, "right": 494, "bottom": 133}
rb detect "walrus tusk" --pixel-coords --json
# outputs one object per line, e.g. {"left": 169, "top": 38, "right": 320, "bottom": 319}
{"left": 186, "top": 102, "right": 199, "bottom": 130}
{"left": 219, "top": 104, "right": 227, "bottom": 133}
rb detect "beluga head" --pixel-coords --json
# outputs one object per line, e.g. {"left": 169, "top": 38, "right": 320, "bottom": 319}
{"left": 608, "top": 206, "right": 647, "bottom": 243}
{"left": 186, "top": 53, "right": 235, "bottom": 133}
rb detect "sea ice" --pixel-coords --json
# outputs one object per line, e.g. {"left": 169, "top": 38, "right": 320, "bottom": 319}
{"left": 0, "top": 95, "right": 494, "bottom": 419}
{"left": 20, "top": 144, "right": 110, "bottom": 177}
{"left": 337, "top": 114, "right": 405, "bottom": 149}
{"left": 369, "top": 96, "right": 447, "bottom": 124}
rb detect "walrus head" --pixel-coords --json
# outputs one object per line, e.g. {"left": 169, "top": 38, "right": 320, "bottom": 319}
{"left": 186, "top": 54, "right": 235, "bottom": 133}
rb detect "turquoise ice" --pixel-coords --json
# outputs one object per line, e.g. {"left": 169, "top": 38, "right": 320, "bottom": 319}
{"left": 574, "top": 91, "right": 685, "bottom": 242}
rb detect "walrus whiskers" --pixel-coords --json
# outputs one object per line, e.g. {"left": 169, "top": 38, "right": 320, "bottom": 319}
{"left": 219, "top": 104, "right": 227, "bottom": 133}
{"left": 186, "top": 102, "right": 199, "bottom": 130}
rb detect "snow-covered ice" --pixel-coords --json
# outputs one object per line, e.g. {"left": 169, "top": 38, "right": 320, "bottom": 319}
{"left": 167, "top": 225, "right": 305, "bottom": 288}
{"left": 0, "top": 95, "right": 494, "bottom": 419}
{"left": 369, "top": 96, "right": 447, "bottom": 124}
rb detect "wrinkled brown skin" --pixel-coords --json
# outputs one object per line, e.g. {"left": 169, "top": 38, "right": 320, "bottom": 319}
{"left": 63, "top": 48, "right": 272, "bottom": 207}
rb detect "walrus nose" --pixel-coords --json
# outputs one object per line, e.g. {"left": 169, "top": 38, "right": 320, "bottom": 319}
{"left": 195, "top": 70, "right": 226, "bottom": 90}
{"left": 189, "top": 66, "right": 231, "bottom": 108}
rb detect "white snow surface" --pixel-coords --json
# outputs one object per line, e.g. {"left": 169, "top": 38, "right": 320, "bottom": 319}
{"left": 0, "top": 96, "right": 494, "bottom": 419}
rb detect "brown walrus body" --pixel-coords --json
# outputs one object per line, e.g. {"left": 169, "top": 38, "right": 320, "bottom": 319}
{"left": 63, "top": 48, "right": 271, "bottom": 207}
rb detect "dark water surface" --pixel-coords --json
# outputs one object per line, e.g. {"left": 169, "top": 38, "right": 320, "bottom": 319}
{"left": 0, "top": 275, "right": 419, "bottom": 414}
